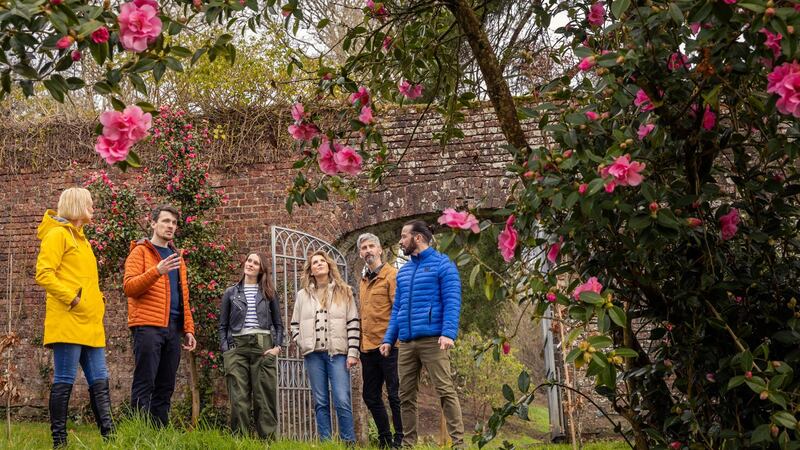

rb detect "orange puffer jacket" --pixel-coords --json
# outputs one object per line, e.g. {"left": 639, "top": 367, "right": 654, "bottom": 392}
{"left": 123, "top": 239, "right": 195, "bottom": 334}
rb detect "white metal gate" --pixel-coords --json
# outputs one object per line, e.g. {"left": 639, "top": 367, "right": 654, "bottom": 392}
{"left": 271, "top": 226, "right": 350, "bottom": 440}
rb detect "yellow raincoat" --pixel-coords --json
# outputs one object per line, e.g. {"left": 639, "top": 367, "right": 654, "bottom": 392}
{"left": 35, "top": 210, "right": 105, "bottom": 347}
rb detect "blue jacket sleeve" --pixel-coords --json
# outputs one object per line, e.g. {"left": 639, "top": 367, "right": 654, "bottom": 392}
{"left": 439, "top": 258, "right": 462, "bottom": 340}
{"left": 383, "top": 277, "right": 402, "bottom": 345}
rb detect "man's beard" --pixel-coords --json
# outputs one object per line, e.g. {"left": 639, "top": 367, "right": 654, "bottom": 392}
{"left": 401, "top": 240, "right": 417, "bottom": 256}
{"left": 363, "top": 254, "right": 376, "bottom": 265}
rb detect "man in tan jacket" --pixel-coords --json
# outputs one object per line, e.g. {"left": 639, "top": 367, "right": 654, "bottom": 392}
{"left": 358, "top": 233, "right": 403, "bottom": 448}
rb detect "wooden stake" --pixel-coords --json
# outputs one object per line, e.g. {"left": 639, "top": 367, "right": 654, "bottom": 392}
{"left": 6, "top": 249, "right": 12, "bottom": 442}
{"left": 188, "top": 354, "right": 200, "bottom": 428}
{"left": 556, "top": 304, "right": 578, "bottom": 449}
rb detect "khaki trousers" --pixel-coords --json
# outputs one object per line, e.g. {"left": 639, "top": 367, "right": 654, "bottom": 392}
{"left": 398, "top": 336, "right": 464, "bottom": 448}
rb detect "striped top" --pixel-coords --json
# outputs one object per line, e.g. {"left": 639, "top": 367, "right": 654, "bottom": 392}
{"left": 243, "top": 284, "right": 261, "bottom": 329}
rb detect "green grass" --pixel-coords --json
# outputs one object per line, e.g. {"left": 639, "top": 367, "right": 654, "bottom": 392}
{"left": 0, "top": 419, "right": 628, "bottom": 449}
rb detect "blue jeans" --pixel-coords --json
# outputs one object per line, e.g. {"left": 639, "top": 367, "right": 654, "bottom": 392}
{"left": 52, "top": 344, "right": 108, "bottom": 385}
{"left": 304, "top": 352, "right": 355, "bottom": 443}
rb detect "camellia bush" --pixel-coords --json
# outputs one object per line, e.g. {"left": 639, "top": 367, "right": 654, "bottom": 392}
{"left": 86, "top": 107, "right": 236, "bottom": 421}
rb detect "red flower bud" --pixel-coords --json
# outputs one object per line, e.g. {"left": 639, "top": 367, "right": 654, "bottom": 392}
{"left": 669, "top": 442, "right": 682, "bottom": 450}
{"left": 686, "top": 218, "right": 703, "bottom": 228}
{"left": 649, "top": 202, "right": 659, "bottom": 213}
{"left": 70, "top": 50, "right": 81, "bottom": 61}
{"left": 745, "top": 371, "right": 752, "bottom": 379}
{"left": 502, "top": 341, "right": 511, "bottom": 355}
{"left": 56, "top": 36, "right": 74, "bottom": 50}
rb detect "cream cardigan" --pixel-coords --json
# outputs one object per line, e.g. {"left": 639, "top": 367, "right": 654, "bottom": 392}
{"left": 290, "top": 283, "right": 360, "bottom": 359}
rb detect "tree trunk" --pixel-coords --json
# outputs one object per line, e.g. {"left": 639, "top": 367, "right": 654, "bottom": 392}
{"left": 443, "top": 0, "right": 529, "bottom": 157}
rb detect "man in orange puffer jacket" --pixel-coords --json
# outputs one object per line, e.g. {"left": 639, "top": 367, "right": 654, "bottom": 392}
{"left": 124, "top": 204, "right": 196, "bottom": 427}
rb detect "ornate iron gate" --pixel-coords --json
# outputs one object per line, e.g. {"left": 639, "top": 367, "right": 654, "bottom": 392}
{"left": 271, "top": 226, "right": 350, "bottom": 440}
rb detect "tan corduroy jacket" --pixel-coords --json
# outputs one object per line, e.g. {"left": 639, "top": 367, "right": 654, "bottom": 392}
{"left": 359, "top": 264, "right": 397, "bottom": 351}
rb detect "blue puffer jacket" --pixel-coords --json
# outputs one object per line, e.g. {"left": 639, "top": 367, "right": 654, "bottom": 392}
{"left": 383, "top": 247, "right": 462, "bottom": 343}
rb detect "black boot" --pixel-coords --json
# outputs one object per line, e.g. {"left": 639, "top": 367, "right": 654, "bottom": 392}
{"left": 49, "top": 383, "right": 72, "bottom": 449}
{"left": 89, "top": 379, "right": 115, "bottom": 440}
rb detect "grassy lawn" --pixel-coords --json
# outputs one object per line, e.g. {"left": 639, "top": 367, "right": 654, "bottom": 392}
{"left": 0, "top": 420, "right": 628, "bottom": 449}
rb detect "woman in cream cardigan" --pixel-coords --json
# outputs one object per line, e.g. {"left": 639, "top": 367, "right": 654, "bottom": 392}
{"left": 291, "top": 250, "right": 360, "bottom": 444}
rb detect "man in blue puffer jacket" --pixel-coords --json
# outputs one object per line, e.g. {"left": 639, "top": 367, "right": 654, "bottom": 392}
{"left": 379, "top": 220, "right": 464, "bottom": 448}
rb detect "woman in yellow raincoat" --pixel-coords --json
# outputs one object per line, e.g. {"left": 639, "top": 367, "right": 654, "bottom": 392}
{"left": 35, "top": 187, "right": 113, "bottom": 448}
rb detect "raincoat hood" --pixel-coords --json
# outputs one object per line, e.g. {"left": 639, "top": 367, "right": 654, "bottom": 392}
{"left": 37, "top": 209, "right": 85, "bottom": 241}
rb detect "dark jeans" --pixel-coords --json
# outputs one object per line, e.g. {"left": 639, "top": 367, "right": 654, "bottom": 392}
{"left": 361, "top": 347, "right": 403, "bottom": 446}
{"left": 131, "top": 323, "right": 182, "bottom": 427}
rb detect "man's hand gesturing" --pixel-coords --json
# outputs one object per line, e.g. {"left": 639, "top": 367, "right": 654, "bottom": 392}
{"left": 157, "top": 252, "right": 181, "bottom": 275}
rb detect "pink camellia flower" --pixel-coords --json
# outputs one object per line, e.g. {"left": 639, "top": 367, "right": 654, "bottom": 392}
{"left": 382, "top": 35, "right": 393, "bottom": 50}
{"left": 585, "top": 111, "right": 599, "bottom": 121}
{"left": 702, "top": 106, "right": 716, "bottom": 130}
{"left": 767, "top": 61, "right": 800, "bottom": 118}
{"left": 317, "top": 139, "right": 339, "bottom": 175}
{"left": 599, "top": 154, "right": 646, "bottom": 191}
{"left": 290, "top": 102, "right": 306, "bottom": 122}
{"left": 587, "top": 2, "right": 605, "bottom": 27}
{"left": 287, "top": 123, "right": 319, "bottom": 141}
{"left": 573, "top": 276, "right": 603, "bottom": 300}
{"left": 578, "top": 56, "right": 596, "bottom": 71}
{"left": 438, "top": 208, "right": 480, "bottom": 233}
{"left": 634, "top": 89, "right": 655, "bottom": 111}
{"left": 667, "top": 52, "right": 689, "bottom": 71}
{"left": 578, "top": 183, "right": 588, "bottom": 195}
{"left": 398, "top": 80, "right": 424, "bottom": 99}
{"left": 56, "top": 36, "right": 74, "bottom": 49}
{"left": 637, "top": 123, "right": 655, "bottom": 139}
{"left": 71, "top": 50, "right": 82, "bottom": 61}
{"left": 720, "top": 208, "right": 740, "bottom": 240}
{"left": 547, "top": 238, "right": 562, "bottom": 264}
{"left": 358, "top": 106, "right": 374, "bottom": 125}
{"left": 118, "top": 0, "right": 162, "bottom": 53}
{"left": 349, "top": 86, "right": 370, "bottom": 106}
{"left": 690, "top": 22, "right": 701, "bottom": 34}
{"left": 333, "top": 145, "right": 363, "bottom": 176}
{"left": 366, "top": 0, "right": 387, "bottom": 16}
{"left": 760, "top": 28, "right": 783, "bottom": 59}
{"left": 91, "top": 26, "right": 110, "bottom": 44}
{"left": 497, "top": 215, "right": 518, "bottom": 262}
{"left": 546, "top": 292, "right": 557, "bottom": 303}
{"left": 94, "top": 135, "right": 132, "bottom": 164}
{"left": 99, "top": 105, "right": 152, "bottom": 143}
